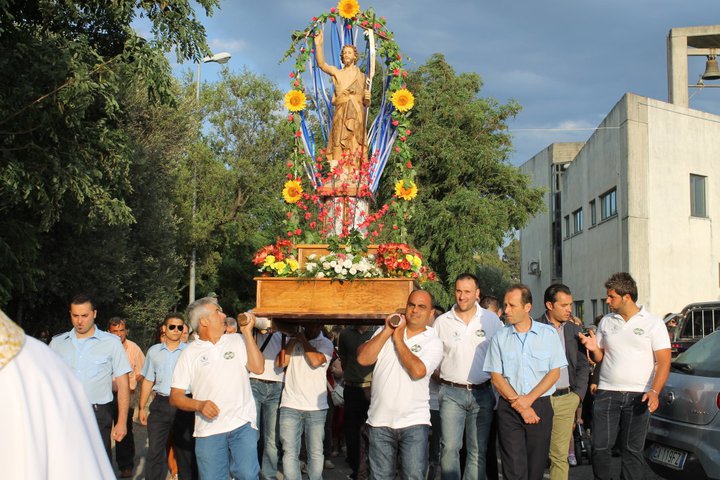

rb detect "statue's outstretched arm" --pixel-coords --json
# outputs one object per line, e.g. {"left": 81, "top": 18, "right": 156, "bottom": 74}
{"left": 314, "top": 30, "right": 336, "bottom": 76}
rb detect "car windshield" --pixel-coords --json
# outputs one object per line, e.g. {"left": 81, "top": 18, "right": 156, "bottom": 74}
{"left": 671, "top": 330, "right": 720, "bottom": 377}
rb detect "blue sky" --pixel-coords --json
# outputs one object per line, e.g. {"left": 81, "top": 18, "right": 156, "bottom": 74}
{"left": 158, "top": 0, "right": 719, "bottom": 166}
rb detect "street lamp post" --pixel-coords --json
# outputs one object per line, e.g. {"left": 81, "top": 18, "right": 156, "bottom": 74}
{"left": 189, "top": 52, "right": 231, "bottom": 305}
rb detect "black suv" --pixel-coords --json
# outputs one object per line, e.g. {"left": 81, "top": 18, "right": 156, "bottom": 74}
{"left": 670, "top": 302, "right": 720, "bottom": 354}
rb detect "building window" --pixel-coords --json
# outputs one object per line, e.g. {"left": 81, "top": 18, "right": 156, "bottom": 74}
{"left": 690, "top": 174, "right": 707, "bottom": 218}
{"left": 602, "top": 298, "right": 609, "bottom": 315}
{"left": 591, "top": 299, "right": 597, "bottom": 319}
{"left": 572, "top": 208, "right": 583, "bottom": 234}
{"left": 574, "top": 301, "right": 584, "bottom": 322}
{"left": 564, "top": 215, "right": 570, "bottom": 238}
{"left": 590, "top": 200, "right": 597, "bottom": 226}
{"left": 600, "top": 188, "right": 617, "bottom": 220}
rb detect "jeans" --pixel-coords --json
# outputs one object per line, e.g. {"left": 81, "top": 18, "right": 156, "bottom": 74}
{"left": 368, "top": 424, "right": 429, "bottom": 480}
{"left": 251, "top": 379, "right": 283, "bottom": 480}
{"left": 279, "top": 407, "right": 327, "bottom": 480}
{"left": 592, "top": 390, "right": 650, "bottom": 480}
{"left": 439, "top": 384, "right": 495, "bottom": 480}
{"left": 428, "top": 409, "right": 441, "bottom": 480}
{"left": 194, "top": 422, "right": 259, "bottom": 480}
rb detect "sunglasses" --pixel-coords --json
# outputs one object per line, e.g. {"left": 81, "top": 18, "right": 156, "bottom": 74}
{"left": 167, "top": 324, "right": 185, "bottom": 331}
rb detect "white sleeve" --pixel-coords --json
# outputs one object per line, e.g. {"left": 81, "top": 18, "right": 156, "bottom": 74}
{"left": 170, "top": 349, "right": 192, "bottom": 391}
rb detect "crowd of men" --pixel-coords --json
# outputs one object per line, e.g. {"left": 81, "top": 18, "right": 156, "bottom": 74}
{"left": 1, "top": 270, "right": 671, "bottom": 480}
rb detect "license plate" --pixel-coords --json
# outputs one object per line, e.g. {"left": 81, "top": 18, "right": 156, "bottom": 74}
{"left": 649, "top": 444, "right": 687, "bottom": 470}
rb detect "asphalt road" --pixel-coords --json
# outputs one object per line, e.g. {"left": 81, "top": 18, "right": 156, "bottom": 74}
{"left": 113, "top": 421, "right": 666, "bottom": 480}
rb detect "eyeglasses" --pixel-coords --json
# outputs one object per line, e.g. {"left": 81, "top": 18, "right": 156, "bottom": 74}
{"left": 167, "top": 324, "right": 185, "bottom": 331}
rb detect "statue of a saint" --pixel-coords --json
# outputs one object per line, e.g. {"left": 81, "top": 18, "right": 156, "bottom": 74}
{"left": 315, "top": 31, "right": 371, "bottom": 170}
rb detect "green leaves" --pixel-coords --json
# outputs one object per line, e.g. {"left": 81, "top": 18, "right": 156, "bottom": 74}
{"left": 397, "top": 54, "right": 543, "bottom": 305}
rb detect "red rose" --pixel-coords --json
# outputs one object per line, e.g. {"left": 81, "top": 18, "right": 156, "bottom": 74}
{"left": 295, "top": 228, "right": 302, "bottom": 235}
{"left": 406, "top": 161, "right": 412, "bottom": 168}
{"left": 289, "top": 72, "right": 295, "bottom": 78}
{"left": 392, "top": 119, "right": 399, "bottom": 126}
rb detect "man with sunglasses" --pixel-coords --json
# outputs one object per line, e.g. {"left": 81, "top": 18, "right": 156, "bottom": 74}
{"left": 139, "top": 314, "right": 197, "bottom": 480}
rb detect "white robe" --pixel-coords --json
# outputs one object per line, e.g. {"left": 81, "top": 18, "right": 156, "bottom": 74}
{"left": 0, "top": 335, "right": 116, "bottom": 479}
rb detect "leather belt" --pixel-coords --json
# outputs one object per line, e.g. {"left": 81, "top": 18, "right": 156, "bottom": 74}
{"left": 552, "top": 387, "right": 571, "bottom": 397}
{"left": 440, "top": 379, "right": 490, "bottom": 390}
{"left": 344, "top": 381, "right": 372, "bottom": 388}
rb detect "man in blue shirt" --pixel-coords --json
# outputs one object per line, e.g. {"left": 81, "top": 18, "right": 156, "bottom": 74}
{"left": 49, "top": 293, "right": 131, "bottom": 461}
{"left": 484, "top": 284, "right": 567, "bottom": 480}
{"left": 139, "top": 313, "right": 197, "bottom": 480}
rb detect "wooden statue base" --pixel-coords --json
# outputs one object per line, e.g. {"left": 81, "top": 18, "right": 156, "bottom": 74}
{"left": 253, "top": 277, "right": 416, "bottom": 325}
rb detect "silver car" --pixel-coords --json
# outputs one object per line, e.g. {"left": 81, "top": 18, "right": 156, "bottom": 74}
{"left": 645, "top": 330, "right": 720, "bottom": 479}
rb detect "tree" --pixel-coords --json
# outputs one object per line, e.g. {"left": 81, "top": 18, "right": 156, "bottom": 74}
{"left": 398, "top": 55, "right": 543, "bottom": 306}
{"left": 180, "top": 69, "right": 293, "bottom": 312}
{"left": 0, "top": 0, "right": 216, "bottom": 332}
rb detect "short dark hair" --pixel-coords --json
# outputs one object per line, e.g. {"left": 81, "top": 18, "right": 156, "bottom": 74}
{"left": 107, "top": 317, "right": 126, "bottom": 329}
{"left": 506, "top": 283, "right": 532, "bottom": 306}
{"left": 455, "top": 273, "right": 480, "bottom": 290}
{"left": 543, "top": 283, "right": 572, "bottom": 305}
{"left": 163, "top": 313, "right": 185, "bottom": 326}
{"left": 605, "top": 272, "right": 638, "bottom": 302}
{"left": 70, "top": 293, "right": 96, "bottom": 310}
{"left": 479, "top": 295, "right": 500, "bottom": 311}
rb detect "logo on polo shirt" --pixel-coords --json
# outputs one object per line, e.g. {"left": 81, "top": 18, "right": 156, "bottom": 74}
{"left": 410, "top": 344, "right": 422, "bottom": 353}
{"left": 199, "top": 355, "right": 209, "bottom": 365}
{"left": 475, "top": 329, "right": 486, "bottom": 337}
{"left": 224, "top": 351, "right": 235, "bottom": 360}
{"left": 633, "top": 328, "right": 645, "bottom": 336}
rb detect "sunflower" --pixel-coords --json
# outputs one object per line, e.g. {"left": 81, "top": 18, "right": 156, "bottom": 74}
{"left": 390, "top": 88, "right": 415, "bottom": 112}
{"left": 338, "top": 0, "right": 360, "bottom": 18}
{"left": 282, "top": 179, "right": 303, "bottom": 203}
{"left": 394, "top": 179, "right": 418, "bottom": 201}
{"left": 284, "top": 89, "right": 307, "bottom": 112}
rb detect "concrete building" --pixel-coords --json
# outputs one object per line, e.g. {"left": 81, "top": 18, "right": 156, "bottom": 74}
{"left": 520, "top": 92, "right": 720, "bottom": 321}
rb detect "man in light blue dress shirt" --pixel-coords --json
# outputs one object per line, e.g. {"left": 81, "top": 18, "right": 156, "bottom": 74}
{"left": 49, "top": 293, "right": 131, "bottom": 460}
{"left": 484, "top": 284, "right": 567, "bottom": 480}
{"left": 139, "top": 313, "right": 197, "bottom": 480}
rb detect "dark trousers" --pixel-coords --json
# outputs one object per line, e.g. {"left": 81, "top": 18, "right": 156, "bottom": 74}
{"left": 591, "top": 390, "right": 650, "bottom": 480}
{"left": 146, "top": 395, "right": 197, "bottom": 480}
{"left": 93, "top": 402, "right": 114, "bottom": 461}
{"left": 496, "top": 396, "right": 553, "bottom": 480}
{"left": 486, "top": 412, "right": 499, "bottom": 480}
{"left": 344, "top": 385, "right": 371, "bottom": 478}
{"left": 111, "top": 392, "right": 135, "bottom": 470}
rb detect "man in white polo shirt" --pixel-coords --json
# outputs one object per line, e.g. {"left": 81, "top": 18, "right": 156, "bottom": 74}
{"left": 277, "top": 324, "right": 334, "bottom": 480}
{"left": 170, "top": 297, "right": 264, "bottom": 480}
{"left": 357, "top": 290, "right": 443, "bottom": 480}
{"left": 579, "top": 272, "right": 671, "bottom": 480}
{"left": 433, "top": 273, "right": 503, "bottom": 480}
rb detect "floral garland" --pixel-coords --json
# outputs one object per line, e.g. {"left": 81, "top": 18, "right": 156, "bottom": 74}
{"left": 280, "top": 1, "right": 417, "bottom": 245}
{"left": 254, "top": 2, "right": 435, "bottom": 284}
